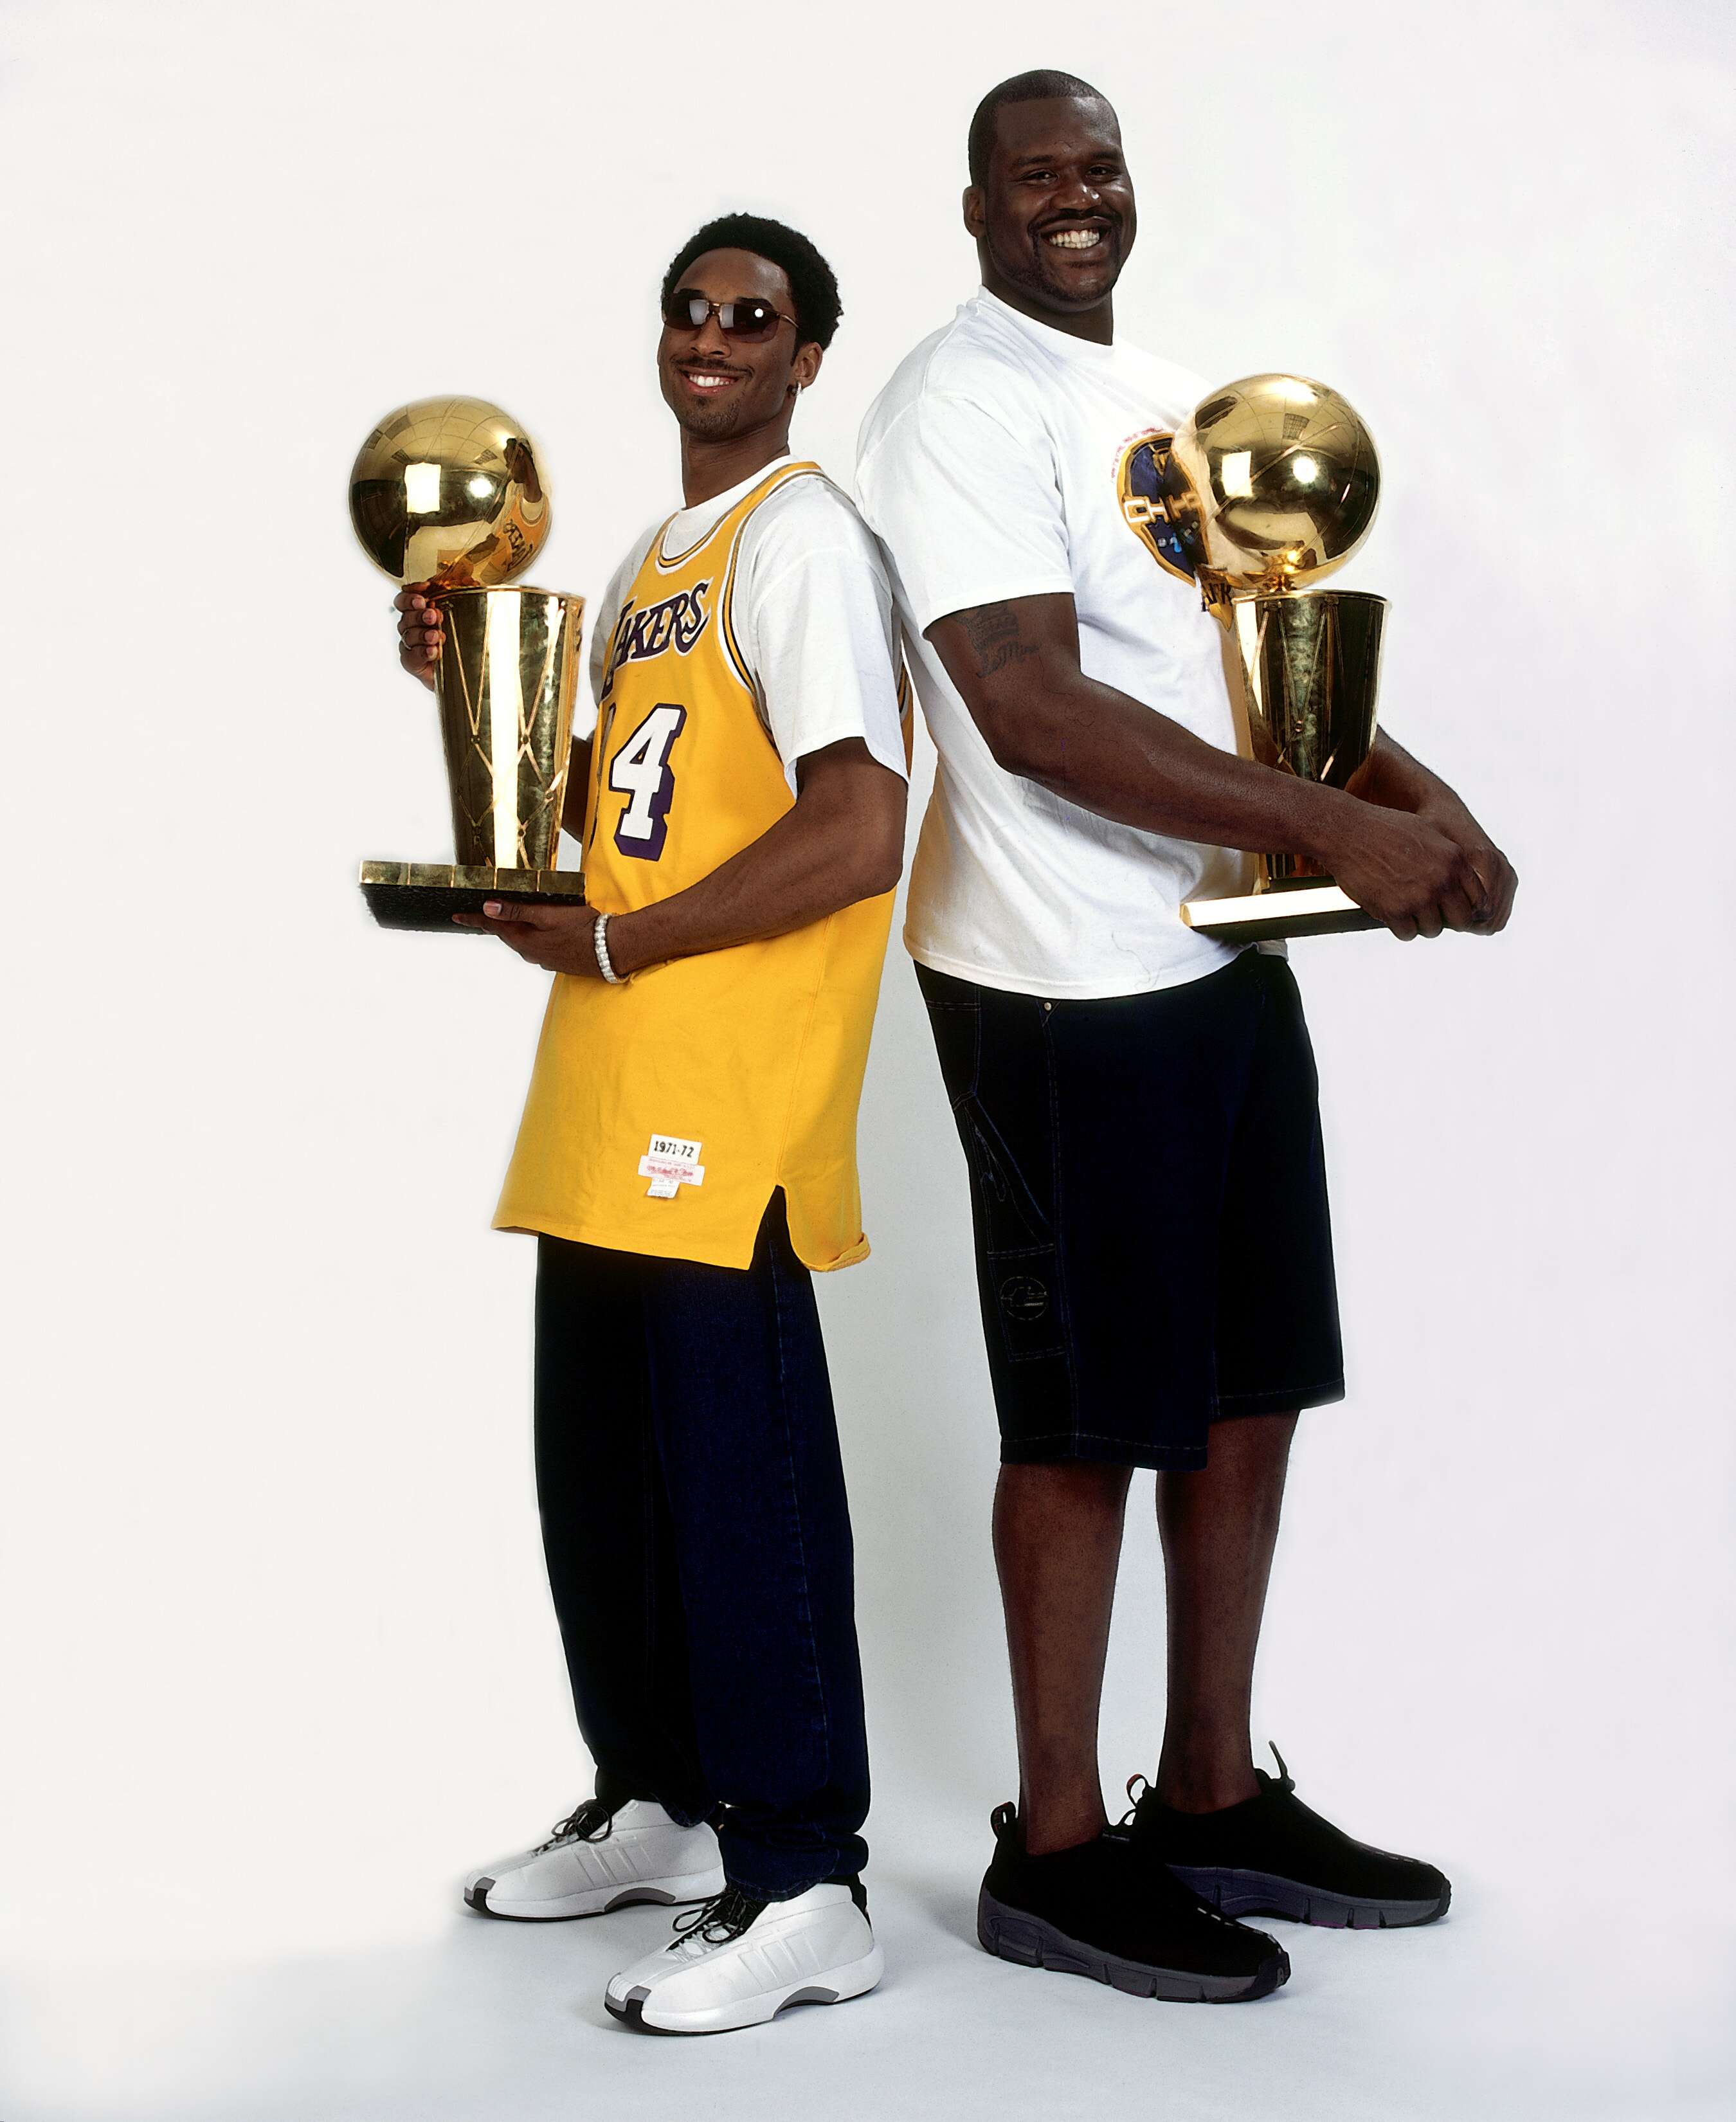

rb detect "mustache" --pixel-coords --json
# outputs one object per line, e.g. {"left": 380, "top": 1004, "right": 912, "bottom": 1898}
{"left": 1032, "top": 210, "right": 1121, "bottom": 235}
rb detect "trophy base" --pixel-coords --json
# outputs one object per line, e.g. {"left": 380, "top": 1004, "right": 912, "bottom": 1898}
{"left": 359, "top": 860, "right": 589, "bottom": 932}
{"left": 1180, "top": 881, "right": 1377, "bottom": 942}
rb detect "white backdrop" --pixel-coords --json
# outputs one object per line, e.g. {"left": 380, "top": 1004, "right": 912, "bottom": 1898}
{"left": 2, "top": 3, "right": 1731, "bottom": 2117}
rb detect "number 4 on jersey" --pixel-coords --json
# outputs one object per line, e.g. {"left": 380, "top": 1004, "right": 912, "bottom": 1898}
{"left": 610, "top": 703, "right": 687, "bottom": 859}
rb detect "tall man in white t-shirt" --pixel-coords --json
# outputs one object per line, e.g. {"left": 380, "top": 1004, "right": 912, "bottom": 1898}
{"left": 857, "top": 72, "right": 1516, "bottom": 2004}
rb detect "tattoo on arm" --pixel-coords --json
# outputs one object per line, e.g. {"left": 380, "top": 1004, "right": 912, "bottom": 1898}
{"left": 960, "top": 601, "right": 1038, "bottom": 678}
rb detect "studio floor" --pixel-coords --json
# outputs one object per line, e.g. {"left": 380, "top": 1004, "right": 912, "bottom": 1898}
{"left": 4, "top": 1811, "right": 1724, "bottom": 2122}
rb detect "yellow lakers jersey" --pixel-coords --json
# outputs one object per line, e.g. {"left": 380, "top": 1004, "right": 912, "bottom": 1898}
{"left": 493, "top": 462, "right": 903, "bottom": 1272}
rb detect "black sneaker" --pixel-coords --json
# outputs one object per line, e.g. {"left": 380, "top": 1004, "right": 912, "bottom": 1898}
{"left": 1127, "top": 1746, "right": 1452, "bottom": 1930}
{"left": 977, "top": 1803, "right": 1290, "bottom": 2003}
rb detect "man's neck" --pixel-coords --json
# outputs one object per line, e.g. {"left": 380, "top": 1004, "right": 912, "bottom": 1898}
{"left": 981, "top": 266, "right": 1114, "bottom": 347}
{"left": 680, "top": 422, "right": 795, "bottom": 507}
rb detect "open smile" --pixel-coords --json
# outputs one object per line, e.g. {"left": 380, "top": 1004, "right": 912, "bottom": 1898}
{"left": 674, "top": 365, "right": 746, "bottom": 394}
{"left": 1036, "top": 217, "right": 1116, "bottom": 254}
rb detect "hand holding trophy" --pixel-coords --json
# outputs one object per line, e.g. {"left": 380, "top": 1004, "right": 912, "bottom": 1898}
{"left": 348, "top": 396, "right": 588, "bottom": 931}
{"left": 1120, "top": 374, "right": 1386, "bottom": 941}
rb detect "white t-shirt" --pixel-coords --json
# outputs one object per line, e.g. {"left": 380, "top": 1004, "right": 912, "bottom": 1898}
{"left": 583, "top": 460, "right": 909, "bottom": 792}
{"left": 855, "top": 288, "right": 1256, "bottom": 999}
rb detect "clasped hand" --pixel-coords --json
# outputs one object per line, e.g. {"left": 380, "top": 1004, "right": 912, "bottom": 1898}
{"left": 1335, "top": 752, "right": 1519, "bottom": 943}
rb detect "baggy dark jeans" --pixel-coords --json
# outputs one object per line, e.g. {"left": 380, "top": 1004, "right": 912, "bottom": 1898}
{"left": 532, "top": 1191, "right": 870, "bottom": 1899}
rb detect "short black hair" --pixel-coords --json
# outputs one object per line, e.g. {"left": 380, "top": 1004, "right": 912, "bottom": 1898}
{"left": 967, "top": 69, "right": 1110, "bottom": 185}
{"left": 660, "top": 213, "right": 842, "bottom": 351}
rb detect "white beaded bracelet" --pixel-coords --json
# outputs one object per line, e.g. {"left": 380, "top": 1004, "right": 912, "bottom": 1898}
{"left": 593, "top": 912, "right": 624, "bottom": 984}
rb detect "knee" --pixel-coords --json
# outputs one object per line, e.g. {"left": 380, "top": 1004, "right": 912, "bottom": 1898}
{"left": 999, "top": 1459, "right": 1134, "bottom": 1515}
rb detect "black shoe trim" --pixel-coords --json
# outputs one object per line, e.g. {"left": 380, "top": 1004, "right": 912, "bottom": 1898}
{"left": 606, "top": 1988, "right": 682, "bottom": 2038}
{"left": 1170, "top": 1864, "right": 1452, "bottom": 1930}
{"left": 977, "top": 1887, "right": 1289, "bottom": 2002}
{"left": 603, "top": 1980, "right": 849, "bottom": 2036}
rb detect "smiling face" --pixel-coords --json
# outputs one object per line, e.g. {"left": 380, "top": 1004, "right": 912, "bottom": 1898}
{"left": 656, "top": 246, "right": 822, "bottom": 444}
{"left": 965, "top": 96, "right": 1136, "bottom": 324}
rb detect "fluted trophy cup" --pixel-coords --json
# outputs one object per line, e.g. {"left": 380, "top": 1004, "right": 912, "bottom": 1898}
{"left": 1119, "top": 374, "right": 1385, "bottom": 941}
{"left": 348, "top": 396, "right": 588, "bottom": 931}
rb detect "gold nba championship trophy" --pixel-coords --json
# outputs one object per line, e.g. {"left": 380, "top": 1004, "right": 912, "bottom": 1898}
{"left": 348, "top": 396, "right": 588, "bottom": 930}
{"left": 1120, "top": 374, "right": 1385, "bottom": 941}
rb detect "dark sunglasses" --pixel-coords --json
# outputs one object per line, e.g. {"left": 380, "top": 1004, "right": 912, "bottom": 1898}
{"left": 661, "top": 290, "right": 798, "bottom": 343}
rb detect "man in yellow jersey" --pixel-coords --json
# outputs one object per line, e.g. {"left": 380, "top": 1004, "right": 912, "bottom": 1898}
{"left": 392, "top": 214, "right": 909, "bottom": 2036}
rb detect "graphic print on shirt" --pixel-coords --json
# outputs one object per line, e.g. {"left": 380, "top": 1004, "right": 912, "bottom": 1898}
{"left": 610, "top": 703, "right": 688, "bottom": 859}
{"left": 601, "top": 581, "right": 712, "bottom": 687}
{"left": 1116, "top": 429, "right": 1208, "bottom": 587}
{"left": 592, "top": 581, "right": 714, "bottom": 862}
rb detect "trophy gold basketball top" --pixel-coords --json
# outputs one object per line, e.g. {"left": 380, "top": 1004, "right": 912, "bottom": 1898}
{"left": 348, "top": 395, "right": 588, "bottom": 932}
{"left": 1119, "top": 374, "right": 1386, "bottom": 941}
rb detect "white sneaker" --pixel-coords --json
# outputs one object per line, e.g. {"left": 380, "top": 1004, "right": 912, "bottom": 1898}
{"left": 463, "top": 1797, "right": 724, "bottom": 1920}
{"left": 604, "top": 1881, "right": 884, "bottom": 2035}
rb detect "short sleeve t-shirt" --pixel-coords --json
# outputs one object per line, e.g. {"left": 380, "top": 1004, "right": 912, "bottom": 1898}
{"left": 583, "top": 461, "right": 908, "bottom": 792}
{"left": 855, "top": 288, "right": 1257, "bottom": 999}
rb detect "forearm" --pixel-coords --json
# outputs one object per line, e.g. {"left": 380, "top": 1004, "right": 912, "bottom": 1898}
{"left": 933, "top": 597, "right": 1363, "bottom": 862}
{"left": 998, "top": 657, "right": 1362, "bottom": 864}
{"left": 606, "top": 766, "right": 903, "bottom": 977}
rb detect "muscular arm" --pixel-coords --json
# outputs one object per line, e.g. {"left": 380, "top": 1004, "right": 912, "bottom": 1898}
{"left": 927, "top": 594, "right": 1515, "bottom": 940}
{"left": 460, "top": 736, "right": 907, "bottom": 975}
{"left": 605, "top": 738, "right": 905, "bottom": 974}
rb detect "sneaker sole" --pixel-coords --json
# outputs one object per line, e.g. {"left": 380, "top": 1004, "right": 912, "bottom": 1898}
{"left": 976, "top": 1889, "right": 1289, "bottom": 2002}
{"left": 604, "top": 1943, "right": 885, "bottom": 2035}
{"left": 1168, "top": 1865, "right": 1451, "bottom": 1930}
{"left": 466, "top": 1864, "right": 727, "bottom": 1921}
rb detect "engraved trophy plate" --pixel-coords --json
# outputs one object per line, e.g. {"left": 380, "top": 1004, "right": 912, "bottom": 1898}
{"left": 1119, "top": 375, "right": 1387, "bottom": 941}
{"left": 348, "top": 397, "right": 586, "bottom": 932}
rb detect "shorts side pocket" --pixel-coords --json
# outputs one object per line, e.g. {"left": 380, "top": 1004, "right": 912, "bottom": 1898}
{"left": 984, "top": 1240, "right": 1066, "bottom": 1362}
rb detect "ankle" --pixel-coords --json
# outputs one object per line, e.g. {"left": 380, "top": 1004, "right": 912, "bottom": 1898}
{"left": 1152, "top": 1755, "right": 1259, "bottom": 1815}
{"left": 1020, "top": 1797, "right": 1108, "bottom": 1857}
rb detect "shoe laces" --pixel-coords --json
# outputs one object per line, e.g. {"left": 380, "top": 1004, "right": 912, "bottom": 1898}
{"left": 534, "top": 1795, "right": 616, "bottom": 1854}
{"left": 671, "top": 1884, "right": 766, "bottom": 1947}
{"left": 1117, "top": 1774, "right": 1151, "bottom": 1828}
